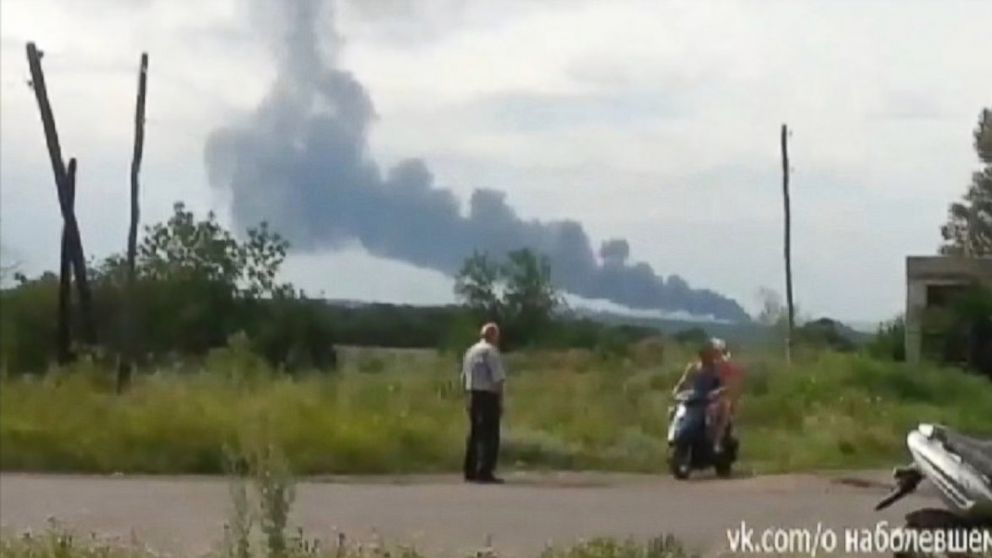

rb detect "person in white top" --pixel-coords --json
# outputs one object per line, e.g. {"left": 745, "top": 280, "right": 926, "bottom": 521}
{"left": 461, "top": 322, "right": 506, "bottom": 483}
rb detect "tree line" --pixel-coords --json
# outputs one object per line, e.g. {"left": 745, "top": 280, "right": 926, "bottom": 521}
{"left": 1, "top": 203, "right": 662, "bottom": 375}
{"left": 2, "top": 203, "right": 336, "bottom": 375}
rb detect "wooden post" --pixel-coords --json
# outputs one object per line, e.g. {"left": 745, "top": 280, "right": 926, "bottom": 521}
{"left": 127, "top": 53, "right": 147, "bottom": 282}
{"left": 118, "top": 52, "right": 148, "bottom": 393}
{"left": 26, "top": 42, "right": 96, "bottom": 344}
{"left": 781, "top": 124, "right": 795, "bottom": 364}
{"left": 57, "top": 158, "right": 77, "bottom": 364}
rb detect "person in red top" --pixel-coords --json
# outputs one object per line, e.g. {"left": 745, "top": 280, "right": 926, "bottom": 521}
{"left": 712, "top": 338, "right": 744, "bottom": 446}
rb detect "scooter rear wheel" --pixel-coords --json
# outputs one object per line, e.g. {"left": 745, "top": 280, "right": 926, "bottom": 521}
{"left": 714, "top": 436, "right": 737, "bottom": 478}
{"left": 714, "top": 458, "right": 732, "bottom": 478}
{"left": 894, "top": 508, "right": 977, "bottom": 558}
{"left": 669, "top": 445, "right": 692, "bottom": 480}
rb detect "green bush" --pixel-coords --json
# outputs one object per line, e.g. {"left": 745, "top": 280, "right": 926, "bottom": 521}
{"left": 866, "top": 317, "right": 906, "bottom": 361}
{"left": 1, "top": 277, "right": 337, "bottom": 375}
{"left": 2, "top": 347, "right": 990, "bottom": 475}
{"left": 672, "top": 327, "right": 709, "bottom": 346}
{"left": 540, "top": 536, "right": 697, "bottom": 558}
{"left": 794, "top": 319, "right": 858, "bottom": 352}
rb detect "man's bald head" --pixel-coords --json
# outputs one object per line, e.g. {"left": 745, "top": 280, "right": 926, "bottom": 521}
{"left": 480, "top": 322, "right": 500, "bottom": 344}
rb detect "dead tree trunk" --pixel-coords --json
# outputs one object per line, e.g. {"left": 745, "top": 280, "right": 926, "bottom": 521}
{"left": 57, "top": 158, "right": 77, "bottom": 364}
{"left": 781, "top": 124, "right": 795, "bottom": 364}
{"left": 26, "top": 42, "right": 96, "bottom": 344}
{"left": 117, "top": 52, "right": 148, "bottom": 393}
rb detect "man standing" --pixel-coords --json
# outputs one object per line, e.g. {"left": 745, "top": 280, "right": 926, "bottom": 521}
{"left": 462, "top": 322, "right": 505, "bottom": 484}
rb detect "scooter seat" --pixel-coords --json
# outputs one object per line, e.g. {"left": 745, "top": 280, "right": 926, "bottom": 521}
{"left": 942, "top": 428, "right": 992, "bottom": 479}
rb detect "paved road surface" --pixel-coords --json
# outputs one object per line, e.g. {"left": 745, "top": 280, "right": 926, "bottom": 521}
{"left": 0, "top": 472, "right": 939, "bottom": 556}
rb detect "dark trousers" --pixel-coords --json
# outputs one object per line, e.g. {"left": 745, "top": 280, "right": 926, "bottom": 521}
{"left": 463, "top": 390, "right": 501, "bottom": 479}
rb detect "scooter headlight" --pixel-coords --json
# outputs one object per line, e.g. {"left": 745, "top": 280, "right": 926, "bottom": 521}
{"left": 918, "top": 424, "right": 935, "bottom": 438}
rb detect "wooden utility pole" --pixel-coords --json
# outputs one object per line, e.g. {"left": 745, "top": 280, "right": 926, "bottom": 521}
{"left": 127, "top": 53, "right": 147, "bottom": 282}
{"left": 118, "top": 52, "right": 148, "bottom": 393}
{"left": 26, "top": 42, "right": 96, "bottom": 344}
{"left": 57, "top": 158, "right": 77, "bottom": 364}
{"left": 781, "top": 124, "right": 795, "bottom": 364}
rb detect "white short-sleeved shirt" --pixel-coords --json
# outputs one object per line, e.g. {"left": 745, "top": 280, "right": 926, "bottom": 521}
{"left": 461, "top": 340, "right": 505, "bottom": 392}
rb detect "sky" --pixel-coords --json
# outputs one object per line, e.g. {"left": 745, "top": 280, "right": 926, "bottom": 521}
{"left": 1, "top": 0, "right": 990, "bottom": 325}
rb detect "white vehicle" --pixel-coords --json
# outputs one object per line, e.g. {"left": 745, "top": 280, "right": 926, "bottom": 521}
{"left": 876, "top": 423, "right": 992, "bottom": 536}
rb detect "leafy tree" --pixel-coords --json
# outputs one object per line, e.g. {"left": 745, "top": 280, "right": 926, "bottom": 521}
{"left": 241, "top": 223, "right": 293, "bottom": 299}
{"left": 502, "top": 248, "right": 563, "bottom": 337}
{"left": 1, "top": 272, "right": 60, "bottom": 372}
{"left": 133, "top": 202, "right": 292, "bottom": 298}
{"left": 1, "top": 202, "right": 336, "bottom": 374}
{"left": 940, "top": 108, "right": 992, "bottom": 256}
{"left": 453, "top": 248, "right": 563, "bottom": 348}
{"left": 453, "top": 251, "right": 503, "bottom": 321}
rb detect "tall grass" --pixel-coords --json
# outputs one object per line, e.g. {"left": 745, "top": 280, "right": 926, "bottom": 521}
{"left": 2, "top": 342, "right": 990, "bottom": 475}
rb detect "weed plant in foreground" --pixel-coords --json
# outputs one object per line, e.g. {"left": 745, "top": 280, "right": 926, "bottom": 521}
{"left": 0, "top": 529, "right": 702, "bottom": 558}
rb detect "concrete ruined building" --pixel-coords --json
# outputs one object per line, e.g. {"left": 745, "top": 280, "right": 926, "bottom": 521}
{"left": 905, "top": 256, "right": 992, "bottom": 375}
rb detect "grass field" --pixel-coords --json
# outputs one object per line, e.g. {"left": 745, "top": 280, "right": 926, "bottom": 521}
{"left": 2, "top": 341, "right": 991, "bottom": 475}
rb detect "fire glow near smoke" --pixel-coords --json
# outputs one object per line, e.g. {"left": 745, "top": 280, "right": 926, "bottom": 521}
{"left": 205, "top": 0, "right": 750, "bottom": 321}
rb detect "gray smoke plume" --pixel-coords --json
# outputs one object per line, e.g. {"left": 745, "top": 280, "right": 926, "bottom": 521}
{"left": 205, "top": 0, "right": 750, "bottom": 322}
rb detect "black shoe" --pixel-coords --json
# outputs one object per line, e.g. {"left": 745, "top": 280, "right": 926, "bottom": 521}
{"left": 464, "top": 474, "right": 478, "bottom": 482}
{"left": 475, "top": 475, "right": 504, "bottom": 484}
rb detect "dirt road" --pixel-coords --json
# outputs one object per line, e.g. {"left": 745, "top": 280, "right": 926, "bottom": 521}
{"left": 0, "top": 472, "right": 938, "bottom": 556}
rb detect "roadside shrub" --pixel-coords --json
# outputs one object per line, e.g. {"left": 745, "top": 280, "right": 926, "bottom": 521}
{"left": 540, "top": 536, "right": 698, "bottom": 558}
{"left": 866, "top": 317, "right": 906, "bottom": 362}
{"left": 1, "top": 349, "right": 990, "bottom": 475}
{"left": 794, "top": 318, "right": 858, "bottom": 352}
{"left": 672, "top": 328, "right": 708, "bottom": 346}
{"left": 206, "top": 332, "right": 272, "bottom": 386}
{"left": 0, "top": 273, "right": 60, "bottom": 373}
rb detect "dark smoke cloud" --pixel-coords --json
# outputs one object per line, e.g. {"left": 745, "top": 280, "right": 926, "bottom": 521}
{"left": 205, "top": 0, "right": 750, "bottom": 322}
